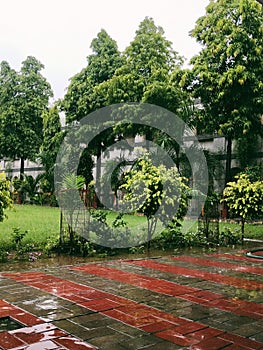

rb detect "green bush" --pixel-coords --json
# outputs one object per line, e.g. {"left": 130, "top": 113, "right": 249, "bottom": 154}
{"left": 218, "top": 228, "right": 242, "bottom": 246}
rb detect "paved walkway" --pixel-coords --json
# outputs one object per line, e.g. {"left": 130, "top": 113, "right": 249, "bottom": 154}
{"left": 0, "top": 250, "right": 262, "bottom": 349}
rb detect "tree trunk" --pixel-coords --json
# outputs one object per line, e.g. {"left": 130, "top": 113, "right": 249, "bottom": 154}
{"left": 146, "top": 217, "right": 157, "bottom": 254}
{"left": 225, "top": 137, "right": 232, "bottom": 186}
{"left": 96, "top": 145, "right": 102, "bottom": 206}
{"left": 241, "top": 219, "right": 245, "bottom": 244}
{"left": 20, "top": 158, "right": 25, "bottom": 179}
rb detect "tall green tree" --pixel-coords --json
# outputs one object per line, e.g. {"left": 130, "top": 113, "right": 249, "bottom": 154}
{"left": 186, "top": 0, "right": 263, "bottom": 184}
{"left": 62, "top": 29, "right": 123, "bottom": 123}
{"left": 0, "top": 56, "right": 53, "bottom": 177}
{"left": 94, "top": 17, "right": 184, "bottom": 109}
{"left": 61, "top": 30, "right": 123, "bottom": 201}
{"left": 93, "top": 17, "right": 189, "bottom": 171}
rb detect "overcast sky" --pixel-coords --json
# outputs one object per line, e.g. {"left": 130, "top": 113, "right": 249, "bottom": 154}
{"left": 1, "top": 0, "right": 209, "bottom": 100}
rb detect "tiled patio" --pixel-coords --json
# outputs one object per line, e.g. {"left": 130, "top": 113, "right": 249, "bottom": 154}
{"left": 0, "top": 250, "right": 262, "bottom": 349}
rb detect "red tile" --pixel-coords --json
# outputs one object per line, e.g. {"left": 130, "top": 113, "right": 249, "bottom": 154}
{"left": 10, "top": 328, "right": 67, "bottom": 344}
{"left": 152, "top": 311, "right": 188, "bottom": 326}
{"left": 140, "top": 320, "right": 175, "bottom": 333}
{"left": 102, "top": 308, "right": 134, "bottom": 323}
{"left": 77, "top": 289, "right": 109, "bottom": 300}
{"left": 191, "top": 336, "right": 232, "bottom": 350}
{"left": 171, "top": 255, "right": 263, "bottom": 275}
{"left": 0, "top": 300, "right": 11, "bottom": 306}
{"left": 155, "top": 285, "right": 193, "bottom": 296}
{"left": 80, "top": 298, "right": 122, "bottom": 311}
{"left": 156, "top": 328, "right": 199, "bottom": 346}
{"left": 128, "top": 315, "right": 164, "bottom": 328}
{"left": 219, "top": 333, "right": 263, "bottom": 349}
{"left": 207, "top": 253, "right": 263, "bottom": 263}
{"left": 209, "top": 299, "right": 237, "bottom": 311}
{"left": 60, "top": 294, "right": 91, "bottom": 303}
{"left": 183, "top": 294, "right": 210, "bottom": 306}
{"left": 173, "top": 322, "right": 207, "bottom": 335}
{"left": 119, "top": 306, "right": 154, "bottom": 319}
{"left": 106, "top": 294, "right": 136, "bottom": 306}
{"left": 234, "top": 308, "right": 262, "bottom": 320}
{"left": 127, "top": 259, "right": 263, "bottom": 291}
{"left": 188, "top": 327, "right": 225, "bottom": 341}
{"left": 192, "top": 290, "right": 224, "bottom": 301}
{"left": 55, "top": 336, "right": 97, "bottom": 349}
{"left": 0, "top": 308, "right": 18, "bottom": 318}
{"left": 70, "top": 262, "right": 263, "bottom": 320}
{"left": 115, "top": 303, "right": 144, "bottom": 312}
{"left": 0, "top": 332, "right": 25, "bottom": 349}
{"left": 223, "top": 345, "right": 253, "bottom": 350}
{"left": 11, "top": 312, "right": 43, "bottom": 326}
{"left": 102, "top": 308, "right": 161, "bottom": 327}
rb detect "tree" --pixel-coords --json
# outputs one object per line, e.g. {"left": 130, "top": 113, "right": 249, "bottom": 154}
{"left": 0, "top": 61, "right": 19, "bottom": 157}
{"left": 19, "top": 173, "right": 44, "bottom": 204}
{"left": 0, "top": 172, "right": 13, "bottom": 222}
{"left": 62, "top": 29, "right": 123, "bottom": 123}
{"left": 186, "top": 0, "right": 263, "bottom": 184}
{"left": 59, "top": 174, "right": 86, "bottom": 248}
{"left": 93, "top": 18, "right": 189, "bottom": 172}
{"left": 95, "top": 17, "right": 184, "bottom": 109}
{"left": 39, "top": 105, "right": 64, "bottom": 196}
{"left": 235, "top": 133, "right": 260, "bottom": 169}
{"left": 121, "top": 153, "right": 190, "bottom": 251}
{"left": 77, "top": 147, "right": 94, "bottom": 189}
{"left": 0, "top": 56, "right": 53, "bottom": 177}
{"left": 61, "top": 30, "right": 123, "bottom": 202}
{"left": 222, "top": 173, "right": 263, "bottom": 241}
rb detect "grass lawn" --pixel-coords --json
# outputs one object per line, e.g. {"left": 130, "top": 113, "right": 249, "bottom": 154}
{"left": 0, "top": 205, "right": 262, "bottom": 248}
{"left": 0, "top": 205, "right": 61, "bottom": 245}
{"left": 219, "top": 221, "right": 263, "bottom": 240}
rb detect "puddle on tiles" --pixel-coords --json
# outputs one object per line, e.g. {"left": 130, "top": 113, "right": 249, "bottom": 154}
{"left": 0, "top": 241, "right": 262, "bottom": 273}
{"left": 0, "top": 316, "right": 24, "bottom": 332}
{"left": 23, "top": 296, "right": 60, "bottom": 311}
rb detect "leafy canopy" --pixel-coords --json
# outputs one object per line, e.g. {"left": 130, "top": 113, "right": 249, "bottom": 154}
{"left": 222, "top": 173, "right": 263, "bottom": 237}
{"left": 121, "top": 153, "right": 190, "bottom": 225}
{"left": 0, "top": 56, "right": 53, "bottom": 169}
{"left": 223, "top": 174, "right": 263, "bottom": 220}
{"left": 62, "top": 29, "right": 123, "bottom": 123}
{"left": 187, "top": 0, "right": 263, "bottom": 138}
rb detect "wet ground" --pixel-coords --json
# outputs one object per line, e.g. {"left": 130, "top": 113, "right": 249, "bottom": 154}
{"left": 0, "top": 247, "right": 262, "bottom": 349}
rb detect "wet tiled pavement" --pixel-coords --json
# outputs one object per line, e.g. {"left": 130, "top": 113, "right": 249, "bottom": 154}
{"left": 0, "top": 250, "right": 262, "bottom": 349}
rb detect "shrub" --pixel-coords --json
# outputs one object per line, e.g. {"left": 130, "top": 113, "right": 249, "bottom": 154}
{"left": 0, "top": 172, "right": 13, "bottom": 221}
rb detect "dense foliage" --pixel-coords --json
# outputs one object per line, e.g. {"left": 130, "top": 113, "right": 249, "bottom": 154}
{"left": 0, "top": 172, "right": 13, "bottom": 222}
{"left": 0, "top": 57, "right": 53, "bottom": 176}
{"left": 184, "top": 0, "right": 263, "bottom": 182}
{"left": 222, "top": 173, "right": 263, "bottom": 239}
{"left": 121, "top": 153, "right": 190, "bottom": 249}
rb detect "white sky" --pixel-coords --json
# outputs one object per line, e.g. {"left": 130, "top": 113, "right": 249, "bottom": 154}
{"left": 1, "top": 0, "right": 209, "bottom": 100}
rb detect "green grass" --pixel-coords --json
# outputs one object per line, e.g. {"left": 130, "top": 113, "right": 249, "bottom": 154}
{"left": 0, "top": 205, "right": 61, "bottom": 245}
{"left": 106, "top": 211, "right": 146, "bottom": 228}
{"left": 219, "top": 221, "right": 263, "bottom": 239}
{"left": 0, "top": 205, "right": 262, "bottom": 248}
